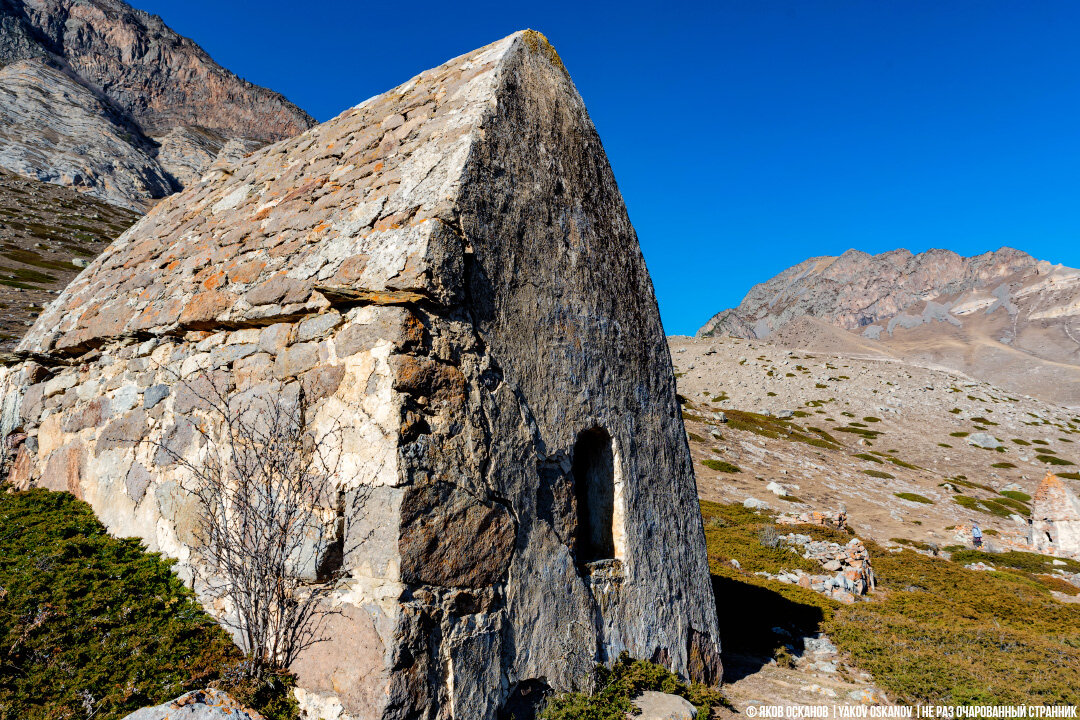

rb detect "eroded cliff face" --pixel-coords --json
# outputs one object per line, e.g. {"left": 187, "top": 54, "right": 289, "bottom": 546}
{"left": 0, "top": 57, "right": 178, "bottom": 211}
{"left": 0, "top": 0, "right": 314, "bottom": 209}
{"left": 0, "top": 32, "right": 720, "bottom": 720}
{"left": 1, "top": 0, "right": 312, "bottom": 141}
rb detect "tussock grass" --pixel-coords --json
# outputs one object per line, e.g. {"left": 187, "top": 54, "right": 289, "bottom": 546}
{"left": 702, "top": 458, "right": 740, "bottom": 473}
{"left": 894, "top": 493, "right": 933, "bottom": 504}
{"left": 700, "top": 501, "right": 1080, "bottom": 705}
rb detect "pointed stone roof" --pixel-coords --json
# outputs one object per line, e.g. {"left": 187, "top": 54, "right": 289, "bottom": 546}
{"left": 24, "top": 32, "right": 544, "bottom": 355}
{"left": 1033, "top": 471, "right": 1080, "bottom": 521}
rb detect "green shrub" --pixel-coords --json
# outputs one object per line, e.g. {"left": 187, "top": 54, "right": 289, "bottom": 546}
{"left": 1012, "top": 438, "right": 1031, "bottom": 446}
{"left": 687, "top": 432, "right": 707, "bottom": 443}
{"left": 1000, "top": 490, "right": 1032, "bottom": 502}
{"left": 1038, "top": 455, "right": 1075, "bottom": 466}
{"left": 830, "top": 547, "right": 1080, "bottom": 704}
{"left": 953, "top": 495, "right": 982, "bottom": 511}
{"left": 950, "top": 431, "right": 969, "bottom": 438}
{"left": 993, "top": 497, "right": 1031, "bottom": 516}
{"left": 1059, "top": 472, "right": 1080, "bottom": 480}
{"left": 980, "top": 499, "right": 1018, "bottom": 518}
{"left": 0, "top": 489, "right": 300, "bottom": 719}
{"left": 864, "top": 469, "right": 895, "bottom": 479}
{"left": 702, "top": 458, "right": 740, "bottom": 473}
{"left": 863, "top": 417, "right": 881, "bottom": 422}
{"left": 539, "top": 653, "right": 727, "bottom": 720}
{"left": 855, "top": 453, "right": 884, "bottom": 463}
{"left": 895, "top": 493, "right": 933, "bottom": 504}
{"left": 991, "top": 462, "right": 1017, "bottom": 469}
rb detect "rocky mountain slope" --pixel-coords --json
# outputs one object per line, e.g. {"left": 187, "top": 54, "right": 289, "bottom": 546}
{"left": 671, "top": 334, "right": 1080, "bottom": 553}
{"left": 0, "top": 0, "right": 314, "bottom": 209}
{"left": 698, "top": 248, "right": 1080, "bottom": 406}
{"left": 0, "top": 168, "right": 138, "bottom": 348}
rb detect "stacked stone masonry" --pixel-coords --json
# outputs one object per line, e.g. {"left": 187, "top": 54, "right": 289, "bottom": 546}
{"left": 0, "top": 31, "right": 720, "bottom": 720}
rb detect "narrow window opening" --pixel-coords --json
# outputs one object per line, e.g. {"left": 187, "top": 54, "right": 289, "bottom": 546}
{"left": 572, "top": 427, "right": 617, "bottom": 564}
{"left": 316, "top": 489, "right": 346, "bottom": 581}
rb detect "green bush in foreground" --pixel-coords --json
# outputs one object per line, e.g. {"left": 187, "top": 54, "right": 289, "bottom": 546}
{"left": 0, "top": 488, "right": 297, "bottom": 720}
{"left": 539, "top": 653, "right": 726, "bottom": 720}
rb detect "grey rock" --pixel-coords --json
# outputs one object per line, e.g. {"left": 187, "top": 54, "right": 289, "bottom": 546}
{"left": 967, "top": 432, "right": 1001, "bottom": 449}
{"left": 631, "top": 691, "right": 696, "bottom": 720}
{"left": 121, "top": 689, "right": 262, "bottom": 720}
{"left": 0, "top": 58, "right": 177, "bottom": 211}
{"left": 143, "top": 384, "right": 170, "bottom": 409}
{"left": 744, "top": 497, "right": 771, "bottom": 510}
{"left": 0, "top": 0, "right": 314, "bottom": 209}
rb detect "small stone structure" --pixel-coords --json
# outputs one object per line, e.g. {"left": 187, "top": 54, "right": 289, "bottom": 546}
{"left": 0, "top": 32, "right": 720, "bottom": 719}
{"left": 763, "top": 535, "right": 876, "bottom": 604}
{"left": 1031, "top": 472, "right": 1080, "bottom": 558}
{"left": 776, "top": 508, "right": 848, "bottom": 532}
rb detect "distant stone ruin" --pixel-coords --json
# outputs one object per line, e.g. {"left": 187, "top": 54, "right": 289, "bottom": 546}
{"left": 1031, "top": 472, "right": 1080, "bottom": 558}
{"left": 0, "top": 31, "right": 720, "bottom": 719}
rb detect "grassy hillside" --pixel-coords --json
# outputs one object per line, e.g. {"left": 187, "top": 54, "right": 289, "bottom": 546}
{"left": 702, "top": 500, "right": 1080, "bottom": 705}
{"left": 0, "top": 489, "right": 294, "bottom": 720}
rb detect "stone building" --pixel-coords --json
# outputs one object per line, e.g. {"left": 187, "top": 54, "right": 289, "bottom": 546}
{"left": 0, "top": 31, "right": 721, "bottom": 719}
{"left": 1031, "top": 472, "right": 1080, "bottom": 558}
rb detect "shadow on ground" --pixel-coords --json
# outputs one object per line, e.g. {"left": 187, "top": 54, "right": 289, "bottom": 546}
{"left": 712, "top": 574, "right": 826, "bottom": 683}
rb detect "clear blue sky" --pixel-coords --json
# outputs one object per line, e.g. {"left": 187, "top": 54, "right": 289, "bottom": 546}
{"left": 138, "top": 1, "right": 1080, "bottom": 335}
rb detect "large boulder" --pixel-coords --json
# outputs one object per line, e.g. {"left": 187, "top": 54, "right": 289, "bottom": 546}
{"left": 0, "top": 31, "right": 720, "bottom": 720}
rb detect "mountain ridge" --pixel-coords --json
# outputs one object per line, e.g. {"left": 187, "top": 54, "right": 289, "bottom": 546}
{"left": 697, "top": 246, "right": 1080, "bottom": 406}
{"left": 0, "top": 0, "right": 315, "bottom": 209}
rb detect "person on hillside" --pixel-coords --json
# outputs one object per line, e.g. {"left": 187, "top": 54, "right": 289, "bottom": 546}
{"left": 972, "top": 523, "right": 983, "bottom": 548}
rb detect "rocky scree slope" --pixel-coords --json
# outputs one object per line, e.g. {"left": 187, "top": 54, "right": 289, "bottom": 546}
{"left": 671, "top": 335, "right": 1080, "bottom": 554}
{"left": 0, "top": 0, "right": 314, "bottom": 209}
{"left": 697, "top": 248, "right": 1080, "bottom": 406}
{"left": 0, "top": 168, "right": 137, "bottom": 349}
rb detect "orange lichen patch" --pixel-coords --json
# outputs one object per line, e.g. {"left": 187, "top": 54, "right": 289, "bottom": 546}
{"left": 252, "top": 206, "right": 274, "bottom": 221}
{"left": 178, "top": 290, "right": 237, "bottom": 326}
{"left": 313, "top": 222, "right": 331, "bottom": 233}
{"left": 315, "top": 286, "right": 426, "bottom": 306}
{"left": 196, "top": 269, "right": 227, "bottom": 291}
{"left": 226, "top": 257, "right": 268, "bottom": 284}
